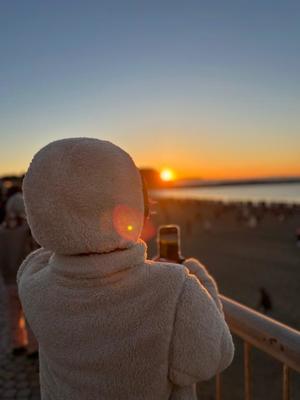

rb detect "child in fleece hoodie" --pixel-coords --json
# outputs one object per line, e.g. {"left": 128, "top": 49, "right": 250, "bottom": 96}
{"left": 17, "top": 138, "right": 234, "bottom": 400}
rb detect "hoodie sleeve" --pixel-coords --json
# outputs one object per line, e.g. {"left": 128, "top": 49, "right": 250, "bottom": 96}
{"left": 168, "top": 273, "right": 234, "bottom": 386}
{"left": 183, "top": 258, "right": 223, "bottom": 313}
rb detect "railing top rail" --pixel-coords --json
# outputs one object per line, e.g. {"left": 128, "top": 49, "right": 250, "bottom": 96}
{"left": 220, "top": 295, "right": 300, "bottom": 373}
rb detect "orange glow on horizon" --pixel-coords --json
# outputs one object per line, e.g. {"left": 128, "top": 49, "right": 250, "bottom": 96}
{"left": 174, "top": 166, "right": 300, "bottom": 181}
{"left": 134, "top": 138, "right": 300, "bottom": 182}
{"left": 153, "top": 163, "right": 300, "bottom": 182}
{"left": 0, "top": 146, "right": 299, "bottom": 181}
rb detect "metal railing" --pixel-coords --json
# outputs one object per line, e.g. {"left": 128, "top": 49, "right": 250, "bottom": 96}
{"left": 216, "top": 295, "right": 300, "bottom": 400}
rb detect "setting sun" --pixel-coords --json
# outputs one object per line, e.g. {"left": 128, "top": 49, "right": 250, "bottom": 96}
{"left": 160, "top": 168, "right": 175, "bottom": 182}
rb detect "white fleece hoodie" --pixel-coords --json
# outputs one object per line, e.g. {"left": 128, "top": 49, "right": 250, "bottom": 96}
{"left": 17, "top": 138, "right": 234, "bottom": 400}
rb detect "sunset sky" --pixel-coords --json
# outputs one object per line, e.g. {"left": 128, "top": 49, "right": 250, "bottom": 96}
{"left": 0, "top": 1, "right": 299, "bottom": 179}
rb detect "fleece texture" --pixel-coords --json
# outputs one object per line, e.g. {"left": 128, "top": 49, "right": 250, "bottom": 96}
{"left": 23, "top": 138, "right": 144, "bottom": 255}
{"left": 18, "top": 138, "right": 234, "bottom": 400}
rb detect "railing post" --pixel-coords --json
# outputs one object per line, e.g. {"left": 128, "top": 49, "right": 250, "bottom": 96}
{"left": 283, "top": 364, "right": 290, "bottom": 400}
{"left": 218, "top": 295, "right": 300, "bottom": 399}
{"left": 244, "top": 342, "right": 252, "bottom": 400}
{"left": 216, "top": 373, "right": 221, "bottom": 400}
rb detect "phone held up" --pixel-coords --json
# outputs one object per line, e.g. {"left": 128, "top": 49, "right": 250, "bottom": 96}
{"left": 153, "top": 224, "right": 185, "bottom": 264}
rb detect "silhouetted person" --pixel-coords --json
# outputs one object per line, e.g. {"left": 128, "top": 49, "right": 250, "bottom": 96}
{"left": 258, "top": 287, "right": 272, "bottom": 314}
{"left": 296, "top": 228, "right": 300, "bottom": 247}
{"left": 0, "top": 192, "right": 38, "bottom": 357}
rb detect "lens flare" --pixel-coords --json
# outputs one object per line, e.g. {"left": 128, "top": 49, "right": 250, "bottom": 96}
{"left": 113, "top": 204, "right": 142, "bottom": 241}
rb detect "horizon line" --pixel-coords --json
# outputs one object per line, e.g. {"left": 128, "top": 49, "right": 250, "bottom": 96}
{"left": 1, "top": 173, "right": 300, "bottom": 183}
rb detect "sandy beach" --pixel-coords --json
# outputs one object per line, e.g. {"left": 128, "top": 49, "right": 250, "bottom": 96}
{"left": 144, "top": 198, "right": 300, "bottom": 399}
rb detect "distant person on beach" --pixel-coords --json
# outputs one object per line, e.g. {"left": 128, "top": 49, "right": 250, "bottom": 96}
{"left": 0, "top": 192, "right": 38, "bottom": 357}
{"left": 17, "top": 138, "right": 234, "bottom": 400}
{"left": 296, "top": 228, "right": 300, "bottom": 247}
{"left": 258, "top": 287, "right": 273, "bottom": 314}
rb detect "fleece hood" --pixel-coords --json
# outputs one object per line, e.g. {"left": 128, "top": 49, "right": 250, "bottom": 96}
{"left": 23, "top": 138, "right": 144, "bottom": 255}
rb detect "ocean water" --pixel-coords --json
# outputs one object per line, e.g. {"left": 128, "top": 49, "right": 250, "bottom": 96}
{"left": 150, "top": 183, "right": 300, "bottom": 204}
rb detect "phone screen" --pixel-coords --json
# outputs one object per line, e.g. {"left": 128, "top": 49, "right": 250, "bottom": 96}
{"left": 157, "top": 225, "right": 184, "bottom": 263}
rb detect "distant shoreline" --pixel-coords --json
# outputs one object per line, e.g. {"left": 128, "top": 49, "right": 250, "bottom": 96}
{"left": 170, "top": 177, "right": 300, "bottom": 189}
{"left": 150, "top": 181, "right": 300, "bottom": 204}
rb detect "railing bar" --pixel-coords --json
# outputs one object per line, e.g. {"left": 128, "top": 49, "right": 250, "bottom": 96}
{"left": 221, "top": 295, "right": 300, "bottom": 373}
{"left": 283, "top": 364, "right": 290, "bottom": 400}
{"left": 244, "top": 341, "right": 252, "bottom": 400}
{"left": 217, "top": 295, "right": 300, "bottom": 398}
{"left": 215, "top": 373, "right": 221, "bottom": 400}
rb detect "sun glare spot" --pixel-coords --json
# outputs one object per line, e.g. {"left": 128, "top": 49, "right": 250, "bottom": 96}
{"left": 127, "top": 225, "right": 133, "bottom": 231}
{"left": 160, "top": 168, "right": 175, "bottom": 182}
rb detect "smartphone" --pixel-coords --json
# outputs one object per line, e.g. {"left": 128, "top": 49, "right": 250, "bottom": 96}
{"left": 154, "top": 224, "right": 185, "bottom": 263}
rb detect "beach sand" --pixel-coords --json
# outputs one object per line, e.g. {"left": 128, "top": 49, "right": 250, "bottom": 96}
{"left": 144, "top": 198, "right": 300, "bottom": 400}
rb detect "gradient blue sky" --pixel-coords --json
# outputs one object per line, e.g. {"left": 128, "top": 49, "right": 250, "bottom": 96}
{"left": 1, "top": 1, "right": 299, "bottom": 179}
